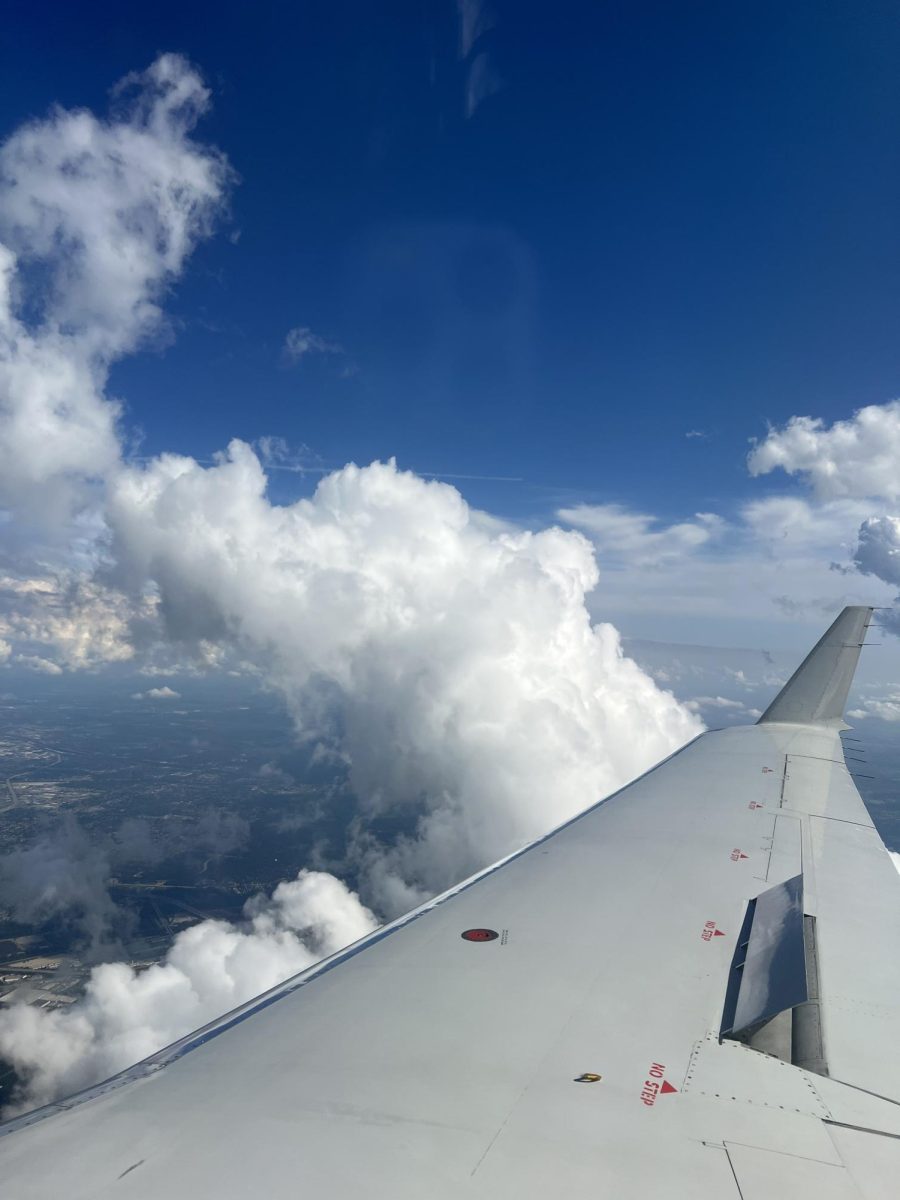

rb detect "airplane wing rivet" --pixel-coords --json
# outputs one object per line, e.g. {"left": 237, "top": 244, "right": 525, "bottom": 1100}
{"left": 574, "top": 1073, "right": 602, "bottom": 1083}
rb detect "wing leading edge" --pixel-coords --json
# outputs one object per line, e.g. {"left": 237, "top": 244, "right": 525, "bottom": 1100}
{"left": 1, "top": 606, "right": 899, "bottom": 1200}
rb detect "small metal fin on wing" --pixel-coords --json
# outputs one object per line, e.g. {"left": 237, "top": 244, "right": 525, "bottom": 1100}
{"left": 757, "top": 606, "right": 873, "bottom": 728}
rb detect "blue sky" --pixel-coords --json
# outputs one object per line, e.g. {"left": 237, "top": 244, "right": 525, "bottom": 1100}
{"left": 1, "top": 1, "right": 900, "bottom": 674}
{"left": 4, "top": 1, "right": 898, "bottom": 524}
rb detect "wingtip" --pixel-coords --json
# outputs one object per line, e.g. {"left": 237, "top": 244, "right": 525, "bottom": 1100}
{"left": 757, "top": 606, "right": 874, "bottom": 728}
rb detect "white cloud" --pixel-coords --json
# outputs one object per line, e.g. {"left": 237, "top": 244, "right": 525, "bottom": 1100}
{"left": 464, "top": 51, "right": 503, "bottom": 118}
{"left": 747, "top": 402, "right": 900, "bottom": 636}
{"left": 0, "top": 574, "right": 145, "bottom": 671}
{"left": 683, "top": 695, "right": 761, "bottom": 722}
{"left": 0, "top": 53, "right": 231, "bottom": 525}
{"left": 283, "top": 326, "right": 343, "bottom": 363}
{"left": 12, "top": 654, "right": 63, "bottom": 675}
{"left": 741, "top": 496, "right": 874, "bottom": 553}
{"left": 455, "top": 2, "right": 502, "bottom": 117}
{"left": 0, "top": 870, "right": 377, "bottom": 1114}
{"left": 847, "top": 692, "right": 900, "bottom": 723}
{"left": 748, "top": 401, "right": 900, "bottom": 501}
{"left": 457, "top": 0, "right": 496, "bottom": 58}
{"left": 554, "top": 491, "right": 890, "bottom": 645}
{"left": 854, "top": 516, "right": 900, "bottom": 586}
{"left": 557, "top": 503, "right": 724, "bottom": 567}
{"left": 132, "top": 685, "right": 180, "bottom": 700}
{"left": 108, "top": 446, "right": 702, "bottom": 909}
{"left": 853, "top": 517, "right": 900, "bottom": 636}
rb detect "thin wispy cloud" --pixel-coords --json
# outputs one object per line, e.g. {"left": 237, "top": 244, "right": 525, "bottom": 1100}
{"left": 457, "top": 0, "right": 496, "bottom": 58}
{"left": 456, "top": 0, "right": 502, "bottom": 117}
{"left": 464, "top": 51, "right": 503, "bottom": 118}
{"left": 558, "top": 503, "right": 725, "bottom": 567}
{"left": 282, "top": 325, "right": 344, "bottom": 364}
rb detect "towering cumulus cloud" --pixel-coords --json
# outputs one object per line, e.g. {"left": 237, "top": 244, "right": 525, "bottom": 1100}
{"left": 0, "top": 58, "right": 701, "bottom": 1113}
{"left": 108, "top": 444, "right": 700, "bottom": 911}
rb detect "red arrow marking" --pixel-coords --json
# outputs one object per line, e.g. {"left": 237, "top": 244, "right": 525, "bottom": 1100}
{"left": 713, "top": 929, "right": 725, "bottom": 936}
{"left": 660, "top": 1080, "right": 677, "bottom": 1095}
{"left": 739, "top": 853, "right": 748, "bottom": 859}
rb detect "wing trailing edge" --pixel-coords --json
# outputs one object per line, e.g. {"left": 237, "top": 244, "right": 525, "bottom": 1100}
{"left": 757, "top": 605, "right": 873, "bottom": 728}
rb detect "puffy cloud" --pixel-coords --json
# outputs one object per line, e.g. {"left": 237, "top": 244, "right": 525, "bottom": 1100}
{"left": 0, "top": 870, "right": 377, "bottom": 1114}
{"left": 854, "top": 516, "right": 900, "bottom": 586}
{"left": 852, "top": 516, "right": 900, "bottom": 636}
{"left": 731, "top": 409, "right": 900, "bottom": 634}
{"left": 131, "top": 685, "right": 180, "bottom": 700}
{"left": 557, "top": 503, "right": 724, "bottom": 567}
{"left": 847, "top": 692, "right": 900, "bottom": 723}
{"left": 0, "top": 575, "right": 145, "bottom": 671}
{"left": 107, "top": 446, "right": 702, "bottom": 911}
{"left": 0, "top": 53, "right": 231, "bottom": 523}
{"left": 746, "top": 404, "right": 900, "bottom": 633}
{"left": 748, "top": 402, "right": 900, "bottom": 501}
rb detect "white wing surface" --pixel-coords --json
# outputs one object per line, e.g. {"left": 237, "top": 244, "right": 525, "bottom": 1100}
{"left": 2, "top": 606, "right": 899, "bottom": 1198}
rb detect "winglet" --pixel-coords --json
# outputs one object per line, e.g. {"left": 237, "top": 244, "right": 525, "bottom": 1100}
{"left": 757, "top": 606, "right": 874, "bottom": 728}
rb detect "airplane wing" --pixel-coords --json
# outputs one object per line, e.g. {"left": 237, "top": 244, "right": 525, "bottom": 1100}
{"left": 2, "top": 606, "right": 899, "bottom": 1198}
